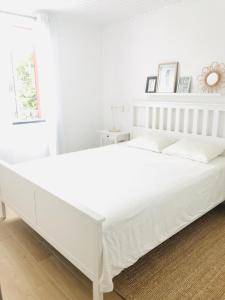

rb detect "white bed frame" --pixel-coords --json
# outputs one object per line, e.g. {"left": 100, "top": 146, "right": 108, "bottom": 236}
{"left": 1, "top": 96, "right": 225, "bottom": 300}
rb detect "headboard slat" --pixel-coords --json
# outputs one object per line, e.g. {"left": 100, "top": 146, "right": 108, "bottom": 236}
{"left": 167, "top": 107, "right": 172, "bottom": 131}
{"left": 152, "top": 107, "right": 157, "bottom": 130}
{"left": 145, "top": 107, "right": 150, "bottom": 129}
{"left": 175, "top": 108, "right": 181, "bottom": 133}
{"left": 159, "top": 107, "right": 164, "bottom": 130}
{"left": 202, "top": 109, "right": 209, "bottom": 136}
{"left": 192, "top": 109, "right": 198, "bottom": 135}
{"left": 212, "top": 110, "right": 219, "bottom": 137}
{"left": 183, "top": 108, "right": 189, "bottom": 134}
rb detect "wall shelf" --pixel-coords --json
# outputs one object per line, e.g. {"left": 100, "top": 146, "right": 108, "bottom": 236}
{"left": 135, "top": 93, "right": 225, "bottom": 105}
{"left": 145, "top": 93, "right": 221, "bottom": 97}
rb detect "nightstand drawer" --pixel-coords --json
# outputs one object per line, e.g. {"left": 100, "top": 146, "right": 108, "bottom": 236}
{"left": 116, "top": 133, "right": 130, "bottom": 143}
{"left": 101, "top": 135, "right": 115, "bottom": 146}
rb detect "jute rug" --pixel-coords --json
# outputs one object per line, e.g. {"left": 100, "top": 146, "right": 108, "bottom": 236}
{"left": 114, "top": 205, "right": 225, "bottom": 300}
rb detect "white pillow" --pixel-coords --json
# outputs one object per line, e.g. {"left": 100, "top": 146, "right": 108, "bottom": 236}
{"left": 127, "top": 134, "right": 177, "bottom": 153}
{"left": 163, "top": 138, "right": 225, "bottom": 163}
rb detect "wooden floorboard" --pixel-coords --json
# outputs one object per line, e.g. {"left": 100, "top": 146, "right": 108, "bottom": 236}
{"left": 0, "top": 208, "right": 122, "bottom": 300}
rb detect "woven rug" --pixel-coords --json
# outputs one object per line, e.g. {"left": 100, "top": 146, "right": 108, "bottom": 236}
{"left": 114, "top": 205, "right": 225, "bottom": 300}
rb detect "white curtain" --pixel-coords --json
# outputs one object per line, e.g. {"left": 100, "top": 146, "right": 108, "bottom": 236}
{"left": 34, "top": 12, "right": 61, "bottom": 155}
{"left": 0, "top": 13, "right": 61, "bottom": 164}
{"left": 0, "top": 16, "right": 14, "bottom": 135}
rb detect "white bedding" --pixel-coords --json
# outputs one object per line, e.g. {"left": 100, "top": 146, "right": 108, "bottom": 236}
{"left": 14, "top": 144, "right": 225, "bottom": 292}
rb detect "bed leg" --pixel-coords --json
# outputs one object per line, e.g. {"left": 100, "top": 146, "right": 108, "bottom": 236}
{"left": 93, "top": 281, "right": 103, "bottom": 300}
{"left": 0, "top": 202, "right": 6, "bottom": 221}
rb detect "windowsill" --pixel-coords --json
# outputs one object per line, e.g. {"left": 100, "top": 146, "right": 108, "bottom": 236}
{"left": 12, "top": 119, "right": 46, "bottom": 125}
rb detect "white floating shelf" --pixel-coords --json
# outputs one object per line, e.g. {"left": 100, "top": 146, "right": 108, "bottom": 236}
{"left": 146, "top": 93, "right": 221, "bottom": 97}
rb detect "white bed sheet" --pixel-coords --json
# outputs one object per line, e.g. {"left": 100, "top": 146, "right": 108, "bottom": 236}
{"left": 14, "top": 144, "right": 225, "bottom": 292}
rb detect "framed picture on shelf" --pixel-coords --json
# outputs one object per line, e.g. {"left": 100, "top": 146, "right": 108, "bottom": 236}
{"left": 177, "top": 77, "right": 192, "bottom": 93}
{"left": 157, "top": 62, "right": 178, "bottom": 93}
{"left": 145, "top": 76, "right": 157, "bottom": 93}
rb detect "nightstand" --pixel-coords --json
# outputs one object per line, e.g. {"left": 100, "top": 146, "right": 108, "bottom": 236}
{"left": 99, "top": 130, "right": 130, "bottom": 146}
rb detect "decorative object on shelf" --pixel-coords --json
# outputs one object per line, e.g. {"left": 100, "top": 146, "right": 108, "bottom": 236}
{"left": 176, "top": 76, "right": 192, "bottom": 93}
{"left": 110, "top": 105, "right": 124, "bottom": 132}
{"left": 145, "top": 76, "right": 157, "bottom": 93}
{"left": 157, "top": 62, "right": 178, "bottom": 93}
{"left": 198, "top": 62, "right": 225, "bottom": 93}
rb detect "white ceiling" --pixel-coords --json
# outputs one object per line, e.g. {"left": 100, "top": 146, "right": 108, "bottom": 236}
{"left": 1, "top": 0, "right": 183, "bottom": 24}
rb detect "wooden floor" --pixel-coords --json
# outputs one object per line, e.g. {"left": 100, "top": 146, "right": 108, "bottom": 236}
{"left": 0, "top": 208, "right": 122, "bottom": 300}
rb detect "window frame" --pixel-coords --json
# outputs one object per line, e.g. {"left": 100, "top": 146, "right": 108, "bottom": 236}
{"left": 9, "top": 22, "right": 45, "bottom": 125}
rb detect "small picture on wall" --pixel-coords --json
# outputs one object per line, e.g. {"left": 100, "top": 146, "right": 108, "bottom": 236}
{"left": 157, "top": 62, "right": 178, "bottom": 93}
{"left": 177, "top": 77, "right": 192, "bottom": 93}
{"left": 145, "top": 76, "right": 157, "bottom": 93}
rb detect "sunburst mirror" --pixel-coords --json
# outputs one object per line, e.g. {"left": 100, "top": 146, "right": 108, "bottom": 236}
{"left": 198, "top": 62, "right": 225, "bottom": 93}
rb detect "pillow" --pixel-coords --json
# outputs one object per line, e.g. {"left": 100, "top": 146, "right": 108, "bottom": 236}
{"left": 162, "top": 138, "right": 225, "bottom": 163}
{"left": 126, "top": 134, "right": 177, "bottom": 153}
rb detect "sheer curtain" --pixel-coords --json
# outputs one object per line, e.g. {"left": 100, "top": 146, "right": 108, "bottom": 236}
{"left": 34, "top": 12, "right": 61, "bottom": 155}
{"left": 0, "top": 15, "right": 36, "bottom": 164}
{"left": 0, "top": 12, "right": 61, "bottom": 163}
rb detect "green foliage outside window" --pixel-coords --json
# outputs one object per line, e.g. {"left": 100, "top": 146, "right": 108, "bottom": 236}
{"left": 15, "top": 54, "right": 38, "bottom": 119}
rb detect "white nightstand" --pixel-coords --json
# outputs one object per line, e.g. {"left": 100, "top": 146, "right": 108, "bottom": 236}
{"left": 99, "top": 130, "right": 130, "bottom": 146}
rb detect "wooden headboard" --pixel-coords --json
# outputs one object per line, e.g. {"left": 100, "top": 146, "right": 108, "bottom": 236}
{"left": 132, "top": 96, "right": 225, "bottom": 140}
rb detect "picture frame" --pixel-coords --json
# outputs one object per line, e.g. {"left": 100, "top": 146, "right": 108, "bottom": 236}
{"left": 157, "top": 62, "right": 178, "bottom": 93}
{"left": 145, "top": 76, "right": 157, "bottom": 93}
{"left": 177, "top": 76, "right": 192, "bottom": 93}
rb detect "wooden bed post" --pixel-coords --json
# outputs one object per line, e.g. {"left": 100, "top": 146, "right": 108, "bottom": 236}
{"left": 93, "top": 281, "right": 103, "bottom": 300}
{"left": 0, "top": 202, "right": 6, "bottom": 220}
{"left": 0, "top": 169, "right": 6, "bottom": 221}
{"left": 93, "top": 221, "right": 104, "bottom": 300}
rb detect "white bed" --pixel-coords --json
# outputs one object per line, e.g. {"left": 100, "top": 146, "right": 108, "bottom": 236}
{"left": 1, "top": 98, "right": 225, "bottom": 299}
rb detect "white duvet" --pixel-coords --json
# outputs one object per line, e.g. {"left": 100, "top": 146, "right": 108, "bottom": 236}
{"left": 15, "top": 144, "right": 225, "bottom": 292}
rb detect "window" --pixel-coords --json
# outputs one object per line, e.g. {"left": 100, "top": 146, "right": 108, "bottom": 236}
{"left": 9, "top": 20, "right": 43, "bottom": 123}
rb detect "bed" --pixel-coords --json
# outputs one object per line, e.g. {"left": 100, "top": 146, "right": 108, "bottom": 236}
{"left": 1, "top": 98, "right": 225, "bottom": 300}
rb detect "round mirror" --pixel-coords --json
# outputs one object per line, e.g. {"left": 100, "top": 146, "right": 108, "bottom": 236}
{"left": 206, "top": 72, "right": 220, "bottom": 87}
{"left": 198, "top": 62, "right": 225, "bottom": 93}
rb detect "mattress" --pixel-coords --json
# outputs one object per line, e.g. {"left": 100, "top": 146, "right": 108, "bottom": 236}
{"left": 14, "top": 144, "right": 225, "bottom": 292}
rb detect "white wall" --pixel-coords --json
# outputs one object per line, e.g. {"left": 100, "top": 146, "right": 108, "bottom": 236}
{"left": 1, "top": 0, "right": 223, "bottom": 161}
{"left": 101, "top": 0, "right": 225, "bottom": 131}
{"left": 52, "top": 14, "right": 102, "bottom": 153}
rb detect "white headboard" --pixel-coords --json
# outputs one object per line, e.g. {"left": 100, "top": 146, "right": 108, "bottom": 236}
{"left": 132, "top": 96, "right": 225, "bottom": 140}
